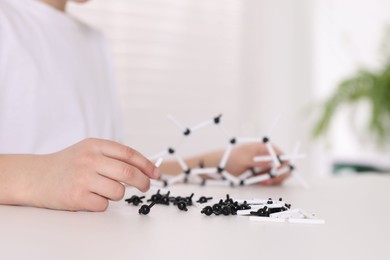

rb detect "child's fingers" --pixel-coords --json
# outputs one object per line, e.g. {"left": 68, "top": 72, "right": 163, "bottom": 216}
{"left": 89, "top": 174, "right": 126, "bottom": 201}
{"left": 83, "top": 192, "right": 109, "bottom": 212}
{"left": 96, "top": 139, "right": 159, "bottom": 179}
{"left": 96, "top": 157, "right": 151, "bottom": 191}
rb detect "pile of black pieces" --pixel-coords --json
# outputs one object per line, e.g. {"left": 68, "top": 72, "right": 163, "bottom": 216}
{"left": 125, "top": 189, "right": 204, "bottom": 215}
{"left": 125, "top": 191, "right": 291, "bottom": 217}
{"left": 200, "top": 194, "right": 251, "bottom": 216}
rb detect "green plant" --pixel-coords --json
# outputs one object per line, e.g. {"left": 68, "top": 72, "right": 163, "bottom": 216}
{"left": 313, "top": 62, "right": 390, "bottom": 145}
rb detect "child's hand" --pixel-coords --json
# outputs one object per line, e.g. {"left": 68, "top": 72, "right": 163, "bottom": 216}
{"left": 28, "top": 138, "right": 159, "bottom": 211}
{"left": 225, "top": 143, "right": 290, "bottom": 186}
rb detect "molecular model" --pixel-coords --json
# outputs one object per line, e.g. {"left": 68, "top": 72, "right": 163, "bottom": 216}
{"left": 149, "top": 114, "right": 308, "bottom": 188}
{"left": 125, "top": 190, "right": 325, "bottom": 224}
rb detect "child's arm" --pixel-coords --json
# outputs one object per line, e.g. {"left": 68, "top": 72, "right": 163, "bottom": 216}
{"left": 0, "top": 138, "right": 159, "bottom": 211}
{"left": 159, "top": 143, "right": 290, "bottom": 185}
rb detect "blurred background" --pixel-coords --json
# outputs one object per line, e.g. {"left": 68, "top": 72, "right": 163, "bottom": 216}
{"left": 69, "top": 0, "right": 390, "bottom": 178}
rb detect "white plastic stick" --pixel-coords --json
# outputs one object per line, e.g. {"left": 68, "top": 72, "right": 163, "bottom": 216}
{"left": 202, "top": 179, "right": 231, "bottom": 186}
{"left": 155, "top": 157, "right": 163, "bottom": 168}
{"left": 235, "top": 199, "right": 270, "bottom": 204}
{"left": 269, "top": 209, "right": 302, "bottom": 219}
{"left": 167, "top": 114, "right": 186, "bottom": 132}
{"left": 285, "top": 142, "right": 309, "bottom": 189}
{"left": 175, "top": 154, "right": 189, "bottom": 171}
{"left": 251, "top": 203, "right": 285, "bottom": 209}
{"left": 188, "top": 174, "right": 203, "bottom": 184}
{"left": 242, "top": 174, "right": 271, "bottom": 186}
{"left": 150, "top": 179, "right": 167, "bottom": 187}
{"left": 236, "top": 209, "right": 255, "bottom": 216}
{"left": 167, "top": 174, "right": 185, "bottom": 185}
{"left": 275, "top": 166, "right": 290, "bottom": 176}
{"left": 299, "top": 209, "right": 316, "bottom": 219}
{"left": 191, "top": 168, "right": 218, "bottom": 175}
{"left": 237, "top": 170, "right": 254, "bottom": 180}
{"left": 190, "top": 119, "right": 213, "bottom": 132}
{"left": 264, "top": 141, "right": 281, "bottom": 168}
{"left": 292, "top": 171, "right": 310, "bottom": 189}
{"left": 236, "top": 137, "right": 262, "bottom": 144}
{"left": 221, "top": 171, "right": 240, "bottom": 185}
{"left": 149, "top": 150, "right": 168, "bottom": 161}
{"left": 219, "top": 145, "right": 233, "bottom": 169}
{"left": 253, "top": 154, "right": 306, "bottom": 163}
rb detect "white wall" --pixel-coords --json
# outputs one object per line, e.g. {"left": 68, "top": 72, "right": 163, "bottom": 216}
{"left": 240, "top": 0, "right": 313, "bottom": 176}
{"left": 69, "top": 0, "right": 243, "bottom": 157}
{"left": 69, "top": 0, "right": 390, "bottom": 177}
{"left": 69, "top": 0, "right": 314, "bottom": 177}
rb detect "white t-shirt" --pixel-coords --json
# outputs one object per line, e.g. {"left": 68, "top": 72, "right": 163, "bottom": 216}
{"left": 0, "top": 0, "right": 122, "bottom": 154}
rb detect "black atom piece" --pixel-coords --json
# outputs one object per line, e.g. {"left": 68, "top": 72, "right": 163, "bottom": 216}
{"left": 197, "top": 196, "right": 213, "bottom": 204}
{"left": 177, "top": 201, "right": 188, "bottom": 211}
{"left": 160, "top": 191, "right": 171, "bottom": 205}
{"left": 170, "top": 196, "right": 182, "bottom": 205}
{"left": 183, "top": 176, "right": 189, "bottom": 183}
{"left": 138, "top": 202, "right": 156, "bottom": 215}
{"left": 230, "top": 206, "right": 237, "bottom": 215}
{"left": 279, "top": 197, "right": 283, "bottom": 201}
{"left": 289, "top": 165, "right": 295, "bottom": 171}
{"left": 221, "top": 206, "right": 231, "bottom": 216}
{"left": 225, "top": 194, "right": 233, "bottom": 204}
{"left": 262, "top": 136, "right": 269, "bottom": 143}
{"left": 201, "top": 179, "right": 207, "bottom": 186}
{"left": 148, "top": 189, "right": 162, "bottom": 203}
{"left": 125, "top": 195, "right": 145, "bottom": 206}
{"left": 231, "top": 201, "right": 240, "bottom": 211}
{"left": 267, "top": 200, "right": 273, "bottom": 204}
{"left": 250, "top": 206, "right": 269, "bottom": 217}
{"left": 250, "top": 167, "right": 257, "bottom": 176}
{"left": 185, "top": 193, "right": 194, "bottom": 206}
{"left": 212, "top": 203, "right": 221, "bottom": 211}
{"left": 201, "top": 206, "right": 214, "bottom": 216}
{"left": 212, "top": 203, "right": 222, "bottom": 215}
{"left": 276, "top": 155, "right": 283, "bottom": 165}
{"left": 184, "top": 168, "right": 191, "bottom": 175}
{"left": 268, "top": 207, "right": 285, "bottom": 214}
{"left": 168, "top": 147, "right": 175, "bottom": 154}
{"left": 217, "top": 167, "right": 224, "bottom": 173}
{"left": 238, "top": 201, "right": 251, "bottom": 210}
{"left": 230, "top": 138, "right": 236, "bottom": 145}
{"left": 183, "top": 128, "right": 191, "bottom": 136}
{"left": 199, "top": 160, "right": 205, "bottom": 168}
{"left": 149, "top": 190, "right": 171, "bottom": 205}
{"left": 213, "top": 114, "right": 222, "bottom": 124}
{"left": 239, "top": 180, "right": 245, "bottom": 186}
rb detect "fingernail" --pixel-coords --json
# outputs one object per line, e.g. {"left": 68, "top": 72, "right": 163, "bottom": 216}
{"left": 152, "top": 168, "right": 160, "bottom": 179}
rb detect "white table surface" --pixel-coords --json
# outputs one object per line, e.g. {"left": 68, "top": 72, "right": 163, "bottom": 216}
{"left": 1, "top": 174, "right": 390, "bottom": 260}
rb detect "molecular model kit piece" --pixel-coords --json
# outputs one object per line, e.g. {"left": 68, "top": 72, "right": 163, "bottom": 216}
{"left": 149, "top": 114, "right": 308, "bottom": 188}
{"left": 125, "top": 191, "right": 325, "bottom": 224}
